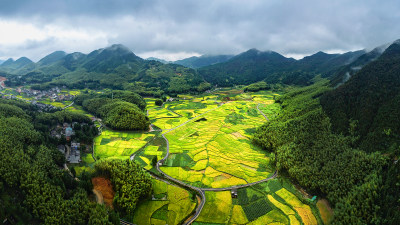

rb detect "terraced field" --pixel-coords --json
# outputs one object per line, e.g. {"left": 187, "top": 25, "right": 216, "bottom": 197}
{"left": 149, "top": 96, "right": 219, "bottom": 130}
{"left": 160, "top": 99, "right": 275, "bottom": 188}
{"left": 194, "top": 178, "right": 322, "bottom": 225}
{"left": 132, "top": 178, "right": 197, "bottom": 225}
{"left": 73, "top": 89, "right": 326, "bottom": 224}
{"left": 94, "top": 129, "right": 155, "bottom": 161}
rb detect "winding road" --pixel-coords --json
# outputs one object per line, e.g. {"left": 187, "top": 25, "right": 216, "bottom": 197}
{"left": 150, "top": 101, "right": 277, "bottom": 224}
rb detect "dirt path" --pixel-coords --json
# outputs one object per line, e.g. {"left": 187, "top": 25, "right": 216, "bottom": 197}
{"left": 93, "top": 189, "right": 104, "bottom": 204}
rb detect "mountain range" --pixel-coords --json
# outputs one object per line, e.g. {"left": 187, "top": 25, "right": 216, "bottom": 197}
{"left": 1, "top": 44, "right": 205, "bottom": 96}
{"left": 321, "top": 40, "right": 400, "bottom": 153}
{"left": 145, "top": 54, "right": 233, "bottom": 68}
{"left": 0, "top": 40, "right": 397, "bottom": 95}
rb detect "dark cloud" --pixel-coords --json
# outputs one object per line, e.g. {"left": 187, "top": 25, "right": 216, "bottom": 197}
{"left": 0, "top": 0, "right": 400, "bottom": 61}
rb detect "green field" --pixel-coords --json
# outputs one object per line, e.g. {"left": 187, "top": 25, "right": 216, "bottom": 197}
{"left": 160, "top": 93, "right": 276, "bottom": 188}
{"left": 133, "top": 134, "right": 168, "bottom": 171}
{"left": 94, "top": 129, "right": 155, "bottom": 161}
{"left": 194, "top": 178, "right": 322, "bottom": 225}
{"left": 63, "top": 88, "right": 325, "bottom": 224}
{"left": 149, "top": 96, "right": 219, "bottom": 130}
{"left": 132, "top": 178, "right": 197, "bottom": 225}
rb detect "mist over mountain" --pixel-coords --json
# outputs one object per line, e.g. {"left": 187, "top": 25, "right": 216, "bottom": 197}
{"left": 145, "top": 57, "right": 169, "bottom": 64}
{"left": 0, "top": 40, "right": 398, "bottom": 96}
{"left": 198, "top": 48, "right": 365, "bottom": 86}
{"left": 173, "top": 54, "right": 234, "bottom": 68}
{"left": 321, "top": 40, "right": 400, "bottom": 153}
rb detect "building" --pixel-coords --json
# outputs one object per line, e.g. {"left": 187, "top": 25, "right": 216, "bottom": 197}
{"left": 231, "top": 189, "right": 238, "bottom": 198}
{"left": 71, "top": 142, "right": 80, "bottom": 150}
{"left": 65, "top": 127, "right": 73, "bottom": 141}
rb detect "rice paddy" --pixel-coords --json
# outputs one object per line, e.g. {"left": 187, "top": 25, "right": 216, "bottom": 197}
{"left": 63, "top": 88, "right": 326, "bottom": 224}
{"left": 193, "top": 177, "right": 321, "bottom": 225}
{"left": 131, "top": 178, "right": 197, "bottom": 225}
{"left": 159, "top": 93, "right": 276, "bottom": 188}
{"left": 93, "top": 129, "right": 155, "bottom": 161}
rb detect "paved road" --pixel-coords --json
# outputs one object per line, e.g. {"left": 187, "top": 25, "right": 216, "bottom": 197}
{"left": 63, "top": 101, "right": 74, "bottom": 109}
{"left": 156, "top": 133, "right": 206, "bottom": 225}
{"left": 152, "top": 101, "right": 276, "bottom": 224}
{"left": 257, "top": 103, "right": 269, "bottom": 121}
{"left": 120, "top": 219, "right": 135, "bottom": 225}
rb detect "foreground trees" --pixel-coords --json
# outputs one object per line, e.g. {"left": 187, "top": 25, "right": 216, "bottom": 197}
{"left": 95, "top": 160, "right": 152, "bottom": 216}
{"left": 253, "top": 80, "right": 400, "bottom": 224}
{"left": 0, "top": 100, "right": 115, "bottom": 224}
{"left": 79, "top": 91, "right": 150, "bottom": 131}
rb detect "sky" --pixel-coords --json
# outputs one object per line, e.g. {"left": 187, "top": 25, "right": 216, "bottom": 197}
{"left": 0, "top": 0, "right": 400, "bottom": 62}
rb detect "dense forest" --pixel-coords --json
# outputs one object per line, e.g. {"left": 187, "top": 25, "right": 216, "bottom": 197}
{"left": 0, "top": 99, "right": 113, "bottom": 224}
{"left": 253, "top": 77, "right": 400, "bottom": 224}
{"left": 321, "top": 41, "right": 400, "bottom": 153}
{"left": 76, "top": 90, "right": 150, "bottom": 131}
{"left": 0, "top": 99, "right": 153, "bottom": 224}
{"left": 252, "top": 41, "right": 400, "bottom": 225}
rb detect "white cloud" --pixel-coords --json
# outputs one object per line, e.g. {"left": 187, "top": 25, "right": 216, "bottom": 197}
{"left": 0, "top": 0, "right": 400, "bottom": 61}
{"left": 137, "top": 50, "right": 201, "bottom": 61}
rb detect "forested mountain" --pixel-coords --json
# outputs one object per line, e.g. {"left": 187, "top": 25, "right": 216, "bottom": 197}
{"left": 0, "top": 59, "right": 4, "bottom": 65}
{"left": 321, "top": 40, "right": 400, "bottom": 153}
{"left": 146, "top": 57, "right": 169, "bottom": 64}
{"left": 298, "top": 50, "right": 365, "bottom": 76}
{"left": 199, "top": 48, "right": 364, "bottom": 87}
{"left": 173, "top": 54, "right": 233, "bottom": 68}
{"left": 0, "top": 57, "right": 33, "bottom": 73}
{"left": 3, "top": 44, "right": 207, "bottom": 97}
{"left": 199, "top": 49, "right": 295, "bottom": 86}
{"left": 254, "top": 80, "right": 400, "bottom": 224}
{"left": 252, "top": 40, "right": 400, "bottom": 224}
{"left": 37, "top": 51, "right": 67, "bottom": 66}
{"left": 330, "top": 43, "right": 392, "bottom": 87}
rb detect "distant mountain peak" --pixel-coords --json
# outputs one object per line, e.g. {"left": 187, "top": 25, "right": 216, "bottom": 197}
{"left": 15, "top": 57, "right": 32, "bottom": 63}
{"left": 105, "top": 44, "right": 133, "bottom": 55}
{"left": 1, "top": 58, "right": 15, "bottom": 66}
{"left": 38, "top": 51, "right": 67, "bottom": 65}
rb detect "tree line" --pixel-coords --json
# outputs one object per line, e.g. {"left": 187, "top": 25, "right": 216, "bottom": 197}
{"left": 253, "top": 79, "right": 400, "bottom": 224}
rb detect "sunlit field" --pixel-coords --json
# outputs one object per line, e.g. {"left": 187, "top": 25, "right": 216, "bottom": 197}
{"left": 132, "top": 179, "right": 196, "bottom": 225}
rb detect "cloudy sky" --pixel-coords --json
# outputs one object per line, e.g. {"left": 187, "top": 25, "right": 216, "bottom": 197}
{"left": 0, "top": 0, "right": 399, "bottom": 61}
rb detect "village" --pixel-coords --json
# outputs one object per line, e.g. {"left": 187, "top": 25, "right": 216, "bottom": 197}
{"left": 0, "top": 85, "right": 76, "bottom": 111}
{"left": 55, "top": 121, "right": 100, "bottom": 164}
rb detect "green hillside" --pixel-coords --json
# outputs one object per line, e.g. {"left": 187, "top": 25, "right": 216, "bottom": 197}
{"left": 3, "top": 44, "right": 207, "bottom": 96}
{"left": 199, "top": 48, "right": 364, "bottom": 87}
{"left": 321, "top": 41, "right": 400, "bottom": 153}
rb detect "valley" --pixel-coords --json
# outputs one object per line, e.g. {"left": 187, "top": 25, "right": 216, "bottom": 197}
{"left": 1, "top": 38, "right": 400, "bottom": 225}
{"left": 67, "top": 88, "right": 326, "bottom": 224}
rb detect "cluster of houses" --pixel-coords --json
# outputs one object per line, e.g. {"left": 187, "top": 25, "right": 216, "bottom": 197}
{"left": 56, "top": 122, "right": 83, "bottom": 164}
{"left": 54, "top": 122, "right": 90, "bottom": 164}
{"left": 16, "top": 86, "right": 74, "bottom": 102}
{"left": 0, "top": 94, "right": 58, "bottom": 111}
{"left": 51, "top": 122, "right": 90, "bottom": 140}
{"left": 57, "top": 142, "right": 82, "bottom": 164}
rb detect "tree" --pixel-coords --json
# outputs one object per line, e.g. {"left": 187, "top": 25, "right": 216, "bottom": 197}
{"left": 152, "top": 156, "right": 158, "bottom": 166}
{"left": 95, "top": 160, "right": 153, "bottom": 216}
{"left": 155, "top": 99, "right": 163, "bottom": 106}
